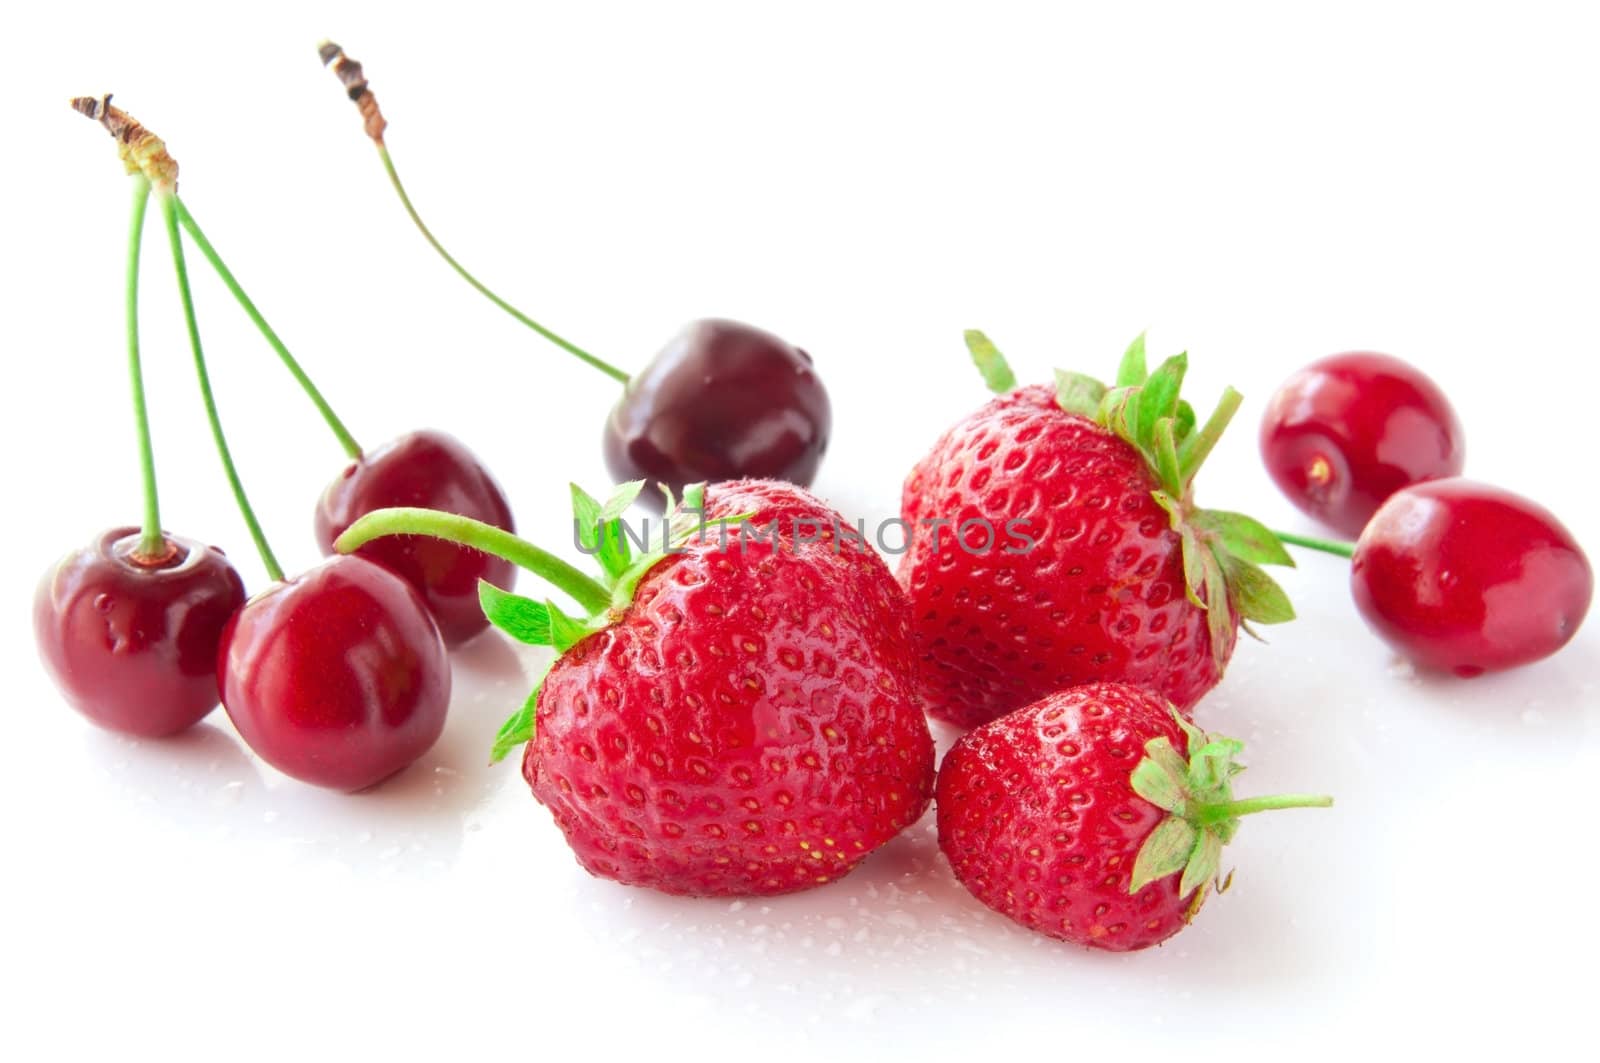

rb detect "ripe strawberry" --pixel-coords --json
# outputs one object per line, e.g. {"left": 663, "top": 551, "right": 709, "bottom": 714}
{"left": 899, "top": 332, "right": 1295, "bottom": 728}
{"left": 337, "top": 479, "right": 936, "bottom": 896}
{"left": 936, "top": 682, "right": 1329, "bottom": 952}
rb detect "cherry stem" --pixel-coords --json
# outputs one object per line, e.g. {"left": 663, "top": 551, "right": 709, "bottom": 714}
{"left": 373, "top": 144, "right": 632, "bottom": 386}
{"left": 1198, "top": 793, "right": 1334, "bottom": 825}
{"left": 161, "top": 193, "right": 286, "bottom": 583}
{"left": 1177, "top": 386, "right": 1242, "bottom": 482}
{"left": 122, "top": 174, "right": 167, "bottom": 561}
{"left": 172, "top": 198, "right": 364, "bottom": 461}
{"left": 335, "top": 506, "right": 612, "bottom": 615}
{"left": 1274, "top": 530, "right": 1356, "bottom": 560}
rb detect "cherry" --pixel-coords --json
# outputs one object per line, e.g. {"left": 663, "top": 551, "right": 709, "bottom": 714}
{"left": 69, "top": 96, "right": 457, "bottom": 792}
{"left": 1348, "top": 480, "right": 1591, "bottom": 677}
{"left": 38, "top": 137, "right": 244, "bottom": 739}
{"left": 171, "top": 187, "right": 517, "bottom": 644}
{"left": 314, "top": 430, "right": 516, "bottom": 646}
{"left": 1260, "top": 351, "right": 1464, "bottom": 537}
{"left": 35, "top": 529, "right": 246, "bottom": 737}
{"left": 602, "top": 319, "right": 831, "bottom": 505}
{"left": 319, "top": 45, "right": 833, "bottom": 505}
{"left": 218, "top": 556, "right": 450, "bottom": 790}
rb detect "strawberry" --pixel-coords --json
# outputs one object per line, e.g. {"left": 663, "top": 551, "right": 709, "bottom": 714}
{"left": 337, "top": 479, "right": 936, "bottom": 896}
{"left": 899, "top": 332, "right": 1296, "bottom": 728}
{"left": 935, "top": 682, "right": 1330, "bottom": 952}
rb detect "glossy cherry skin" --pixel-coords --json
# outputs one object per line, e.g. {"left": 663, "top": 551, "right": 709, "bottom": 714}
{"left": 218, "top": 555, "right": 450, "bottom": 791}
{"left": 34, "top": 528, "right": 246, "bottom": 737}
{"left": 1261, "top": 352, "right": 1465, "bottom": 537}
{"left": 314, "top": 429, "right": 515, "bottom": 647}
{"left": 1351, "top": 479, "right": 1592, "bottom": 677}
{"left": 602, "top": 318, "right": 831, "bottom": 509}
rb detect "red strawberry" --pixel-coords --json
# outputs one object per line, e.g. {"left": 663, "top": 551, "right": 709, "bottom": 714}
{"left": 936, "top": 682, "right": 1329, "bottom": 952}
{"left": 337, "top": 479, "right": 936, "bottom": 896}
{"left": 899, "top": 332, "right": 1295, "bottom": 728}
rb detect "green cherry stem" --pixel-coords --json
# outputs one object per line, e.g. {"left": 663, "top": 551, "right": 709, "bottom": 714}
{"left": 1197, "top": 793, "right": 1333, "bottom": 827}
{"left": 318, "top": 40, "right": 630, "bottom": 386}
{"left": 1274, "top": 530, "right": 1357, "bottom": 560}
{"left": 335, "top": 507, "right": 611, "bottom": 614}
{"left": 122, "top": 174, "right": 168, "bottom": 562}
{"left": 161, "top": 193, "right": 286, "bottom": 583}
{"left": 172, "top": 198, "right": 364, "bottom": 461}
{"left": 374, "top": 148, "right": 631, "bottom": 386}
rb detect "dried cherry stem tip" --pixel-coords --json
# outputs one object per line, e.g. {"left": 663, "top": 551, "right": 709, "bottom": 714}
{"left": 1274, "top": 530, "right": 1357, "bottom": 560}
{"left": 317, "top": 41, "right": 632, "bottom": 386}
{"left": 335, "top": 507, "right": 612, "bottom": 614}
{"left": 72, "top": 95, "right": 178, "bottom": 191}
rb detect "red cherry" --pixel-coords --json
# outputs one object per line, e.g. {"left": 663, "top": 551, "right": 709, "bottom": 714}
{"left": 1260, "top": 352, "right": 1464, "bottom": 537}
{"left": 314, "top": 430, "right": 516, "bottom": 646}
{"left": 218, "top": 554, "right": 450, "bottom": 791}
{"left": 1351, "top": 479, "right": 1592, "bottom": 677}
{"left": 602, "top": 319, "right": 831, "bottom": 509}
{"left": 34, "top": 528, "right": 246, "bottom": 738}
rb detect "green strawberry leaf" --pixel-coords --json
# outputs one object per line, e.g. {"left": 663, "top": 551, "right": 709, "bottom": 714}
{"left": 1178, "top": 827, "right": 1223, "bottom": 899}
{"left": 1054, "top": 370, "right": 1106, "bottom": 418}
{"left": 489, "top": 675, "right": 546, "bottom": 764}
{"left": 1201, "top": 546, "right": 1234, "bottom": 670}
{"left": 1130, "top": 736, "right": 1190, "bottom": 814}
{"left": 1115, "top": 331, "right": 1149, "bottom": 387}
{"left": 965, "top": 329, "right": 1017, "bottom": 395}
{"left": 1220, "top": 553, "right": 1296, "bottom": 625}
{"left": 595, "top": 521, "right": 632, "bottom": 583}
{"left": 1136, "top": 353, "right": 1187, "bottom": 450}
{"left": 570, "top": 483, "right": 603, "bottom": 555}
{"left": 546, "top": 599, "right": 595, "bottom": 653}
{"left": 1192, "top": 510, "right": 1295, "bottom": 568}
{"left": 1172, "top": 398, "right": 1197, "bottom": 443}
{"left": 1099, "top": 386, "right": 1139, "bottom": 444}
{"left": 1130, "top": 815, "right": 1199, "bottom": 894}
{"left": 478, "top": 581, "right": 552, "bottom": 645}
{"left": 599, "top": 480, "right": 645, "bottom": 523}
{"left": 1152, "top": 419, "right": 1183, "bottom": 499}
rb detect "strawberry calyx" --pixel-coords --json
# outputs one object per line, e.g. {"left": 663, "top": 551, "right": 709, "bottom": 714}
{"left": 333, "top": 482, "right": 752, "bottom": 763}
{"left": 964, "top": 330, "right": 1297, "bottom": 670}
{"left": 1127, "top": 708, "right": 1332, "bottom": 915}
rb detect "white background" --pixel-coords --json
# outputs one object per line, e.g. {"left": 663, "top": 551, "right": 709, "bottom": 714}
{"left": 3, "top": 2, "right": 1597, "bottom": 1059}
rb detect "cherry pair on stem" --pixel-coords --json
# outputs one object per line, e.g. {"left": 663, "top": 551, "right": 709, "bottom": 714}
{"left": 37, "top": 97, "right": 518, "bottom": 789}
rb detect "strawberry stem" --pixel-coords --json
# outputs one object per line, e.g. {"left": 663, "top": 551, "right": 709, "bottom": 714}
{"left": 173, "top": 199, "right": 365, "bottom": 461}
{"left": 335, "top": 506, "right": 612, "bottom": 615}
{"left": 122, "top": 174, "right": 168, "bottom": 563}
{"left": 1199, "top": 793, "right": 1333, "bottom": 825}
{"left": 1274, "top": 530, "right": 1356, "bottom": 560}
{"left": 161, "top": 193, "right": 285, "bottom": 582}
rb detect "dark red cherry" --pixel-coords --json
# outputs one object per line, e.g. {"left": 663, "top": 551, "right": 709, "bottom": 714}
{"left": 314, "top": 429, "right": 515, "bottom": 646}
{"left": 219, "top": 554, "right": 450, "bottom": 791}
{"left": 1261, "top": 352, "right": 1464, "bottom": 537}
{"left": 34, "top": 528, "right": 246, "bottom": 738}
{"left": 602, "top": 318, "right": 831, "bottom": 509}
{"left": 1350, "top": 479, "right": 1592, "bottom": 677}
